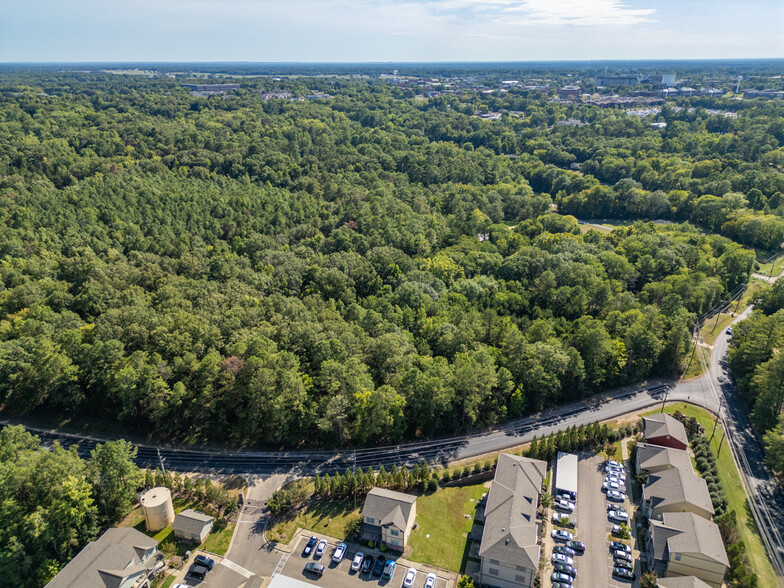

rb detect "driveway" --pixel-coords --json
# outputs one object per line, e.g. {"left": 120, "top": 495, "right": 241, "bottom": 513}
{"left": 577, "top": 455, "right": 608, "bottom": 587}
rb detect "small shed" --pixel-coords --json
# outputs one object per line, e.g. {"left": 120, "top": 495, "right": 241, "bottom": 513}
{"left": 172, "top": 509, "right": 214, "bottom": 543}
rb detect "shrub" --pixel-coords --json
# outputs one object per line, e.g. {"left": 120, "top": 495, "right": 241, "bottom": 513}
{"left": 472, "top": 463, "right": 481, "bottom": 474}
{"left": 427, "top": 478, "right": 438, "bottom": 492}
{"left": 441, "top": 470, "right": 452, "bottom": 483}
{"left": 379, "top": 542, "right": 388, "bottom": 553}
{"left": 462, "top": 466, "right": 471, "bottom": 477}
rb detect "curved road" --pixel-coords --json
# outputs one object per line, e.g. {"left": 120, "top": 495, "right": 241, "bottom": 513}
{"left": 3, "top": 299, "right": 784, "bottom": 579}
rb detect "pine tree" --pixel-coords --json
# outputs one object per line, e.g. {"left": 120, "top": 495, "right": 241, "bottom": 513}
{"left": 528, "top": 435, "right": 539, "bottom": 459}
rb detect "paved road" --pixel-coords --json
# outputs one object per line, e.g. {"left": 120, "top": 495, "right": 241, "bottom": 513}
{"left": 3, "top": 298, "right": 783, "bottom": 579}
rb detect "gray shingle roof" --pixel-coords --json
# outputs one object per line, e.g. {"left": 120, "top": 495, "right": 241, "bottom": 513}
{"left": 478, "top": 453, "right": 547, "bottom": 569}
{"left": 173, "top": 508, "right": 214, "bottom": 536}
{"left": 46, "top": 528, "right": 158, "bottom": 588}
{"left": 643, "top": 413, "right": 689, "bottom": 447}
{"left": 644, "top": 466, "right": 714, "bottom": 518}
{"left": 637, "top": 443, "right": 693, "bottom": 473}
{"left": 657, "top": 576, "right": 713, "bottom": 588}
{"left": 361, "top": 487, "right": 417, "bottom": 531}
{"left": 650, "top": 512, "right": 729, "bottom": 567}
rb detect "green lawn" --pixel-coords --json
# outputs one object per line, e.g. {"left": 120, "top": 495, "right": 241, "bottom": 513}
{"left": 408, "top": 483, "right": 487, "bottom": 573}
{"left": 202, "top": 522, "right": 235, "bottom": 556}
{"left": 642, "top": 403, "right": 778, "bottom": 587}
{"left": 681, "top": 343, "right": 708, "bottom": 380}
{"left": 757, "top": 254, "right": 784, "bottom": 278}
{"left": 700, "top": 313, "right": 734, "bottom": 346}
{"left": 122, "top": 497, "right": 233, "bottom": 558}
{"left": 158, "top": 576, "right": 176, "bottom": 588}
{"left": 268, "top": 497, "right": 361, "bottom": 544}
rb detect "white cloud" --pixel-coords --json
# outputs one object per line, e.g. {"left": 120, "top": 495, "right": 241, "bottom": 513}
{"left": 427, "top": 0, "right": 656, "bottom": 25}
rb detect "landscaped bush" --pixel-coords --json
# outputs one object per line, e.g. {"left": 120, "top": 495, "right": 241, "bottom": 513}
{"left": 441, "top": 470, "right": 452, "bottom": 483}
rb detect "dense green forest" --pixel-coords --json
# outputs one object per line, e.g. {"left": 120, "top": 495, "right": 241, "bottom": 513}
{"left": 2, "top": 71, "right": 779, "bottom": 447}
{"left": 0, "top": 425, "right": 142, "bottom": 586}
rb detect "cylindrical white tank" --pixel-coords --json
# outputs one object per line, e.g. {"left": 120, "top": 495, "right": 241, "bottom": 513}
{"left": 140, "top": 486, "right": 175, "bottom": 531}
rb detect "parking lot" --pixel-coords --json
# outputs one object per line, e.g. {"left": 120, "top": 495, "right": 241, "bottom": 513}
{"left": 278, "top": 534, "right": 452, "bottom": 588}
{"left": 547, "top": 453, "right": 638, "bottom": 588}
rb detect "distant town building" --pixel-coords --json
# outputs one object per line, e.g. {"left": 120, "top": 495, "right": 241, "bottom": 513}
{"left": 744, "top": 89, "right": 784, "bottom": 99}
{"left": 260, "top": 91, "right": 293, "bottom": 100}
{"left": 679, "top": 87, "right": 697, "bottom": 97}
{"left": 181, "top": 83, "right": 240, "bottom": 93}
{"left": 558, "top": 85, "right": 581, "bottom": 100}
{"left": 700, "top": 88, "right": 724, "bottom": 97}
{"left": 596, "top": 75, "right": 640, "bottom": 87}
{"left": 304, "top": 92, "right": 332, "bottom": 100}
{"left": 641, "top": 73, "right": 677, "bottom": 87}
{"left": 46, "top": 528, "right": 161, "bottom": 588}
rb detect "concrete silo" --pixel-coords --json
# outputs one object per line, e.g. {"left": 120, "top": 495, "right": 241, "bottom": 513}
{"left": 140, "top": 486, "right": 175, "bottom": 532}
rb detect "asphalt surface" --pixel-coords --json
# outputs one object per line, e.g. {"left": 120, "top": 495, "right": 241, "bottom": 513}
{"left": 3, "top": 293, "right": 784, "bottom": 580}
{"left": 577, "top": 456, "right": 610, "bottom": 588}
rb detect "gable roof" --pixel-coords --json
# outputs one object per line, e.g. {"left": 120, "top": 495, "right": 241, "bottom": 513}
{"left": 173, "top": 509, "right": 214, "bottom": 535}
{"left": 362, "top": 487, "right": 417, "bottom": 530}
{"left": 478, "top": 453, "right": 547, "bottom": 569}
{"left": 644, "top": 467, "right": 714, "bottom": 517}
{"left": 643, "top": 413, "right": 689, "bottom": 447}
{"left": 46, "top": 528, "right": 158, "bottom": 588}
{"left": 657, "top": 576, "right": 713, "bottom": 588}
{"left": 637, "top": 443, "right": 693, "bottom": 473}
{"left": 650, "top": 512, "right": 728, "bottom": 567}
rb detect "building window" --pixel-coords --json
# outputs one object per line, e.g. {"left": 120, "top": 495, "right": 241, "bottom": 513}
{"left": 515, "top": 574, "right": 527, "bottom": 582}
{"left": 516, "top": 565, "right": 527, "bottom": 572}
{"left": 390, "top": 539, "right": 399, "bottom": 546}
{"left": 366, "top": 517, "right": 374, "bottom": 524}
{"left": 390, "top": 529, "right": 399, "bottom": 536}
{"left": 489, "top": 568, "right": 499, "bottom": 576}
{"left": 489, "top": 559, "right": 499, "bottom": 565}
{"left": 674, "top": 553, "right": 681, "bottom": 561}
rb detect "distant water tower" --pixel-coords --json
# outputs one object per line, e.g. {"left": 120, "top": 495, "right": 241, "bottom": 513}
{"left": 140, "top": 487, "right": 175, "bottom": 531}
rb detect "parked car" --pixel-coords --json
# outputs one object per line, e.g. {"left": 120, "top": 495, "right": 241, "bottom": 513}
{"left": 605, "top": 460, "right": 622, "bottom": 468}
{"left": 173, "top": 585, "right": 192, "bottom": 588}
{"left": 302, "top": 536, "right": 318, "bottom": 557}
{"left": 305, "top": 562, "right": 325, "bottom": 576}
{"left": 611, "top": 524, "right": 625, "bottom": 537}
{"left": 602, "top": 481, "right": 622, "bottom": 493}
{"left": 613, "top": 566, "right": 635, "bottom": 580}
{"left": 403, "top": 567, "right": 417, "bottom": 587}
{"left": 194, "top": 554, "right": 215, "bottom": 570}
{"left": 553, "top": 545, "right": 576, "bottom": 557}
{"left": 314, "top": 539, "right": 327, "bottom": 558}
{"left": 351, "top": 552, "right": 364, "bottom": 572}
{"left": 424, "top": 572, "right": 438, "bottom": 588}
{"left": 188, "top": 565, "right": 209, "bottom": 581}
{"left": 551, "top": 553, "right": 574, "bottom": 566}
{"left": 608, "top": 510, "right": 629, "bottom": 523}
{"left": 557, "top": 490, "right": 577, "bottom": 501}
{"left": 607, "top": 489, "right": 625, "bottom": 502}
{"left": 553, "top": 583, "right": 572, "bottom": 588}
{"left": 552, "top": 562, "right": 577, "bottom": 577}
{"left": 551, "top": 572, "right": 574, "bottom": 584}
{"left": 610, "top": 541, "right": 631, "bottom": 553}
{"left": 566, "top": 540, "right": 585, "bottom": 553}
{"left": 552, "top": 513, "right": 575, "bottom": 527}
{"left": 614, "top": 559, "right": 633, "bottom": 571}
{"left": 726, "top": 326, "right": 733, "bottom": 335}
{"left": 551, "top": 529, "right": 574, "bottom": 542}
{"left": 382, "top": 559, "right": 396, "bottom": 579}
{"left": 613, "top": 550, "right": 633, "bottom": 562}
{"left": 372, "top": 557, "right": 385, "bottom": 576}
{"left": 555, "top": 498, "right": 575, "bottom": 512}
{"left": 605, "top": 475, "right": 624, "bottom": 485}
{"left": 332, "top": 542, "right": 347, "bottom": 563}
{"left": 362, "top": 554, "right": 374, "bottom": 574}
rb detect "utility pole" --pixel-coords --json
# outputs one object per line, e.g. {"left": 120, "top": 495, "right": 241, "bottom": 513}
{"left": 710, "top": 393, "right": 725, "bottom": 442}
{"left": 157, "top": 448, "right": 166, "bottom": 477}
{"left": 353, "top": 450, "right": 357, "bottom": 510}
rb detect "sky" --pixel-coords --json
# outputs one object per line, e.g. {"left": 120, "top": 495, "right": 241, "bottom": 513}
{"left": 1, "top": 0, "right": 782, "bottom": 62}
